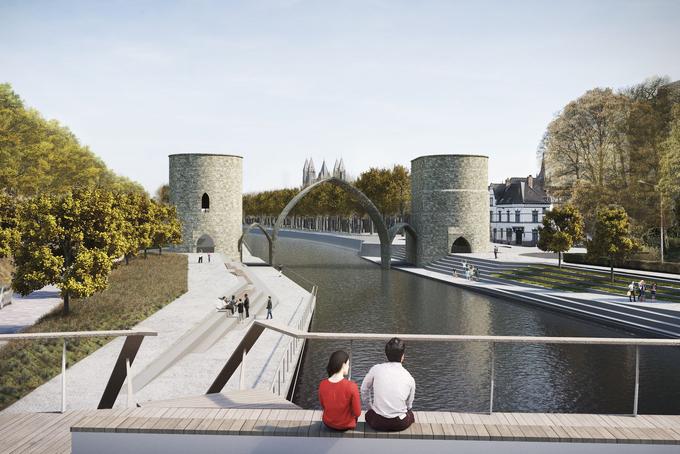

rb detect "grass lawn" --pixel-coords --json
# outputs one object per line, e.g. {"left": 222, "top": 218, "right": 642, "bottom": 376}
{"left": 0, "top": 253, "right": 187, "bottom": 411}
{"left": 493, "top": 264, "right": 680, "bottom": 303}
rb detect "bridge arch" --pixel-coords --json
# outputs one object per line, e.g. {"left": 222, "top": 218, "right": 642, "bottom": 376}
{"left": 238, "top": 223, "right": 273, "bottom": 264}
{"left": 388, "top": 222, "right": 417, "bottom": 264}
{"left": 272, "top": 177, "right": 391, "bottom": 269}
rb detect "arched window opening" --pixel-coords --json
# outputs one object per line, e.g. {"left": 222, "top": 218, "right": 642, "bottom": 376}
{"left": 201, "top": 193, "right": 210, "bottom": 212}
{"left": 451, "top": 236, "right": 472, "bottom": 253}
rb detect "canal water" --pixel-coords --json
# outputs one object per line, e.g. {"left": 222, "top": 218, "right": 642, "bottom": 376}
{"left": 247, "top": 234, "right": 680, "bottom": 414}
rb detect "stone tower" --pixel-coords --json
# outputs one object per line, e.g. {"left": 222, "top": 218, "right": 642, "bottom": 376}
{"left": 409, "top": 154, "right": 490, "bottom": 266}
{"left": 169, "top": 153, "right": 243, "bottom": 259}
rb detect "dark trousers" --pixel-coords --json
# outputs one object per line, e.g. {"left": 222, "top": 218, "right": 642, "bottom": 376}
{"left": 365, "top": 409, "right": 415, "bottom": 432}
{"left": 245, "top": 306, "right": 249, "bottom": 318}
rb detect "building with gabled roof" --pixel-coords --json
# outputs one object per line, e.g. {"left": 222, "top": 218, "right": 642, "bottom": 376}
{"left": 488, "top": 160, "right": 552, "bottom": 246}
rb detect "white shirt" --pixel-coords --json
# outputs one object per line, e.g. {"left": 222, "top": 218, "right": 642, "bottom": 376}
{"left": 360, "top": 362, "right": 415, "bottom": 419}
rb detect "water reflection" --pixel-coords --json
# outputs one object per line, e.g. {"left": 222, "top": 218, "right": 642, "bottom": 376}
{"left": 246, "top": 235, "right": 680, "bottom": 414}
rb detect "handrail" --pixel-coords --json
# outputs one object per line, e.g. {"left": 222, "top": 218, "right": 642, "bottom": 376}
{"left": 0, "top": 329, "right": 157, "bottom": 341}
{"left": 3, "top": 329, "right": 157, "bottom": 413}
{"left": 255, "top": 319, "right": 679, "bottom": 416}
{"left": 252, "top": 322, "right": 680, "bottom": 346}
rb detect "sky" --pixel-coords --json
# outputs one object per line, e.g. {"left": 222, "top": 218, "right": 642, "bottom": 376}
{"left": 1, "top": 0, "right": 679, "bottom": 194}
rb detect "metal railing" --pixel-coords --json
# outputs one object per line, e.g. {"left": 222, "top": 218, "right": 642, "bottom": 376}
{"left": 254, "top": 322, "right": 680, "bottom": 416}
{"left": 0, "top": 329, "right": 157, "bottom": 412}
{"left": 270, "top": 285, "right": 317, "bottom": 397}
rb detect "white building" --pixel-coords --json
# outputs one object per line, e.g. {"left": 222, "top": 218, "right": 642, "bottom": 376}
{"left": 489, "top": 162, "right": 552, "bottom": 246}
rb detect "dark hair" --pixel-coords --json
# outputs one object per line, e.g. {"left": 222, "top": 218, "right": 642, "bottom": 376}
{"left": 385, "top": 337, "right": 405, "bottom": 362}
{"left": 326, "top": 350, "right": 350, "bottom": 377}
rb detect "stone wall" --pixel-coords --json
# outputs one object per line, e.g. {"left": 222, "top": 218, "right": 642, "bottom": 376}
{"left": 169, "top": 154, "right": 243, "bottom": 259}
{"left": 410, "top": 154, "right": 490, "bottom": 265}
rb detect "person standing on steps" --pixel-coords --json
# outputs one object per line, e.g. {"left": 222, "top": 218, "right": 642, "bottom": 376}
{"left": 266, "top": 296, "right": 273, "bottom": 319}
{"left": 494, "top": 245, "right": 498, "bottom": 259}
{"left": 244, "top": 293, "right": 250, "bottom": 319}
{"left": 651, "top": 283, "right": 657, "bottom": 302}
{"left": 237, "top": 298, "right": 244, "bottom": 323}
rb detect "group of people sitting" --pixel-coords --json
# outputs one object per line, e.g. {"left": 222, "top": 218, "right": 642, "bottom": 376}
{"left": 318, "top": 337, "right": 416, "bottom": 432}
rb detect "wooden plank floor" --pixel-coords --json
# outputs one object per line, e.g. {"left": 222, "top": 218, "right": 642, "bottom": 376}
{"left": 141, "top": 389, "right": 300, "bottom": 409}
{"left": 3, "top": 407, "right": 680, "bottom": 452}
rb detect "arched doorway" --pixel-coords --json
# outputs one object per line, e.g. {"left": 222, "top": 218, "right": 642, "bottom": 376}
{"left": 238, "top": 223, "right": 273, "bottom": 264}
{"left": 196, "top": 234, "right": 215, "bottom": 252}
{"left": 388, "top": 222, "right": 418, "bottom": 264}
{"left": 451, "top": 236, "right": 471, "bottom": 253}
{"left": 272, "top": 177, "right": 391, "bottom": 269}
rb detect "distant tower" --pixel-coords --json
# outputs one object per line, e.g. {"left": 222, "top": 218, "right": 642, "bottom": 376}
{"left": 302, "top": 158, "right": 309, "bottom": 187}
{"left": 304, "top": 158, "right": 316, "bottom": 187}
{"left": 169, "top": 153, "right": 243, "bottom": 259}
{"left": 318, "top": 160, "right": 331, "bottom": 180}
{"left": 410, "top": 154, "right": 490, "bottom": 266}
{"left": 333, "top": 158, "right": 347, "bottom": 180}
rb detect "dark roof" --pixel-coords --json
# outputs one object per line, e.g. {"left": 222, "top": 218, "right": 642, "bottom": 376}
{"left": 491, "top": 177, "right": 550, "bottom": 205}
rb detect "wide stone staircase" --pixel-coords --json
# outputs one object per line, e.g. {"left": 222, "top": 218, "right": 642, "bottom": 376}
{"left": 424, "top": 254, "right": 680, "bottom": 338}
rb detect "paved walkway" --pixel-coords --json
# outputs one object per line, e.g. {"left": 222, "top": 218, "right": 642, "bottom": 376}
{"left": 0, "top": 285, "right": 62, "bottom": 340}
{"left": 4, "top": 252, "right": 313, "bottom": 414}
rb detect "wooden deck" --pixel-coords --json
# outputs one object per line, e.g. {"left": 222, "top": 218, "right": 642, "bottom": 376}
{"left": 2, "top": 407, "right": 680, "bottom": 453}
{"left": 141, "top": 389, "right": 300, "bottom": 409}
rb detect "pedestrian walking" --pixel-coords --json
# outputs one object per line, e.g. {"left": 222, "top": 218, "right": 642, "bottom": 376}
{"left": 452, "top": 268, "right": 458, "bottom": 279}
{"left": 198, "top": 255, "right": 203, "bottom": 263}
{"left": 277, "top": 265, "right": 283, "bottom": 277}
{"left": 493, "top": 245, "right": 498, "bottom": 259}
{"left": 244, "top": 293, "right": 250, "bottom": 318}
{"left": 237, "top": 299, "right": 244, "bottom": 323}
{"left": 266, "top": 296, "right": 273, "bottom": 319}
{"left": 651, "top": 283, "right": 657, "bottom": 302}
{"left": 627, "top": 281, "right": 636, "bottom": 302}
{"left": 208, "top": 253, "right": 211, "bottom": 263}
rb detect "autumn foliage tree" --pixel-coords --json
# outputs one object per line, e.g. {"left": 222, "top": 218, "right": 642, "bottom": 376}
{"left": 537, "top": 204, "right": 584, "bottom": 268}
{"left": 587, "top": 206, "right": 641, "bottom": 282}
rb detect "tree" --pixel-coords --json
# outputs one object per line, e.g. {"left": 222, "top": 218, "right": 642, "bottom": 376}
{"left": 150, "top": 202, "right": 182, "bottom": 254}
{"left": 660, "top": 104, "right": 680, "bottom": 230}
{"left": 155, "top": 184, "right": 170, "bottom": 204}
{"left": 0, "top": 194, "right": 19, "bottom": 258}
{"left": 537, "top": 204, "right": 584, "bottom": 268}
{"left": 0, "top": 83, "right": 145, "bottom": 198}
{"left": 11, "top": 189, "right": 126, "bottom": 315}
{"left": 587, "top": 206, "right": 641, "bottom": 282}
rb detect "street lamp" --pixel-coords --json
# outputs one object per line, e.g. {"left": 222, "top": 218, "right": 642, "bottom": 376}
{"left": 638, "top": 180, "right": 664, "bottom": 264}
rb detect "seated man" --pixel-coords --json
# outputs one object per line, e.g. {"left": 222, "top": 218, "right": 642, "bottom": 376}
{"left": 361, "top": 337, "right": 415, "bottom": 431}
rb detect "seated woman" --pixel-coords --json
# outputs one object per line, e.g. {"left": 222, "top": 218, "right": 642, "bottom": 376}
{"left": 318, "top": 350, "right": 361, "bottom": 431}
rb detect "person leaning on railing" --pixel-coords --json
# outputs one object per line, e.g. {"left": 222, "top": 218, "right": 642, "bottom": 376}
{"left": 318, "top": 350, "right": 361, "bottom": 431}
{"left": 361, "top": 337, "right": 416, "bottom": 432}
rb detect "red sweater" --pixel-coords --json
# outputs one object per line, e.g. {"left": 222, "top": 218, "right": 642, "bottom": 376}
{"left": 318, "top": 378, "right": 361, "bottom": 430}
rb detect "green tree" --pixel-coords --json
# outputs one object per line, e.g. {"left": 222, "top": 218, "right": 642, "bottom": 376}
{"left": 150, "top": 202, "right": 182, "bottom": 254}
{"left": 155, "top": 184, "right": 170, "bottom": 204}
{"left": 11, "top": 189, "right": 126, "bottom": 315}
{"left": 587, "top": 206, "right": 641, "bottom": 282}
{"left": 660, "top": 104, "right": 680, "bottom": 229}
{"left": 537, "top": 204, "right": 584, "bottom": 268}
{"left": 0, "top": 83, "right": 145, "bottom": 198}
{"left": 0, "top": 194, "right": 19, "bottom": 258}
